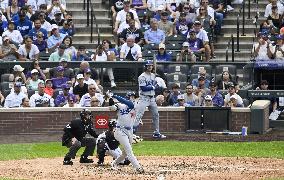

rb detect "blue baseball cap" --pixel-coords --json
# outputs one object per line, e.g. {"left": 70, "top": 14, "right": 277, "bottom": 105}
{"left": 57, "top": 66, "right": 64, "bottom": 72}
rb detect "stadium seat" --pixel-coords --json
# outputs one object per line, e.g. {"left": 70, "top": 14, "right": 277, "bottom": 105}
{"left": 168, "top": 81, "right": 187, "bottom": 90}
{"left": 2, "top": 89, "right": 11, "bottom": 98}
{"left": 27, "top": 89, "right": 35, "bottom": 98}
{"left": 165, "top": 34, "right": 186, "bottom": 43}
{"left": 166, "top": 73, "right": 187, "bottom": 83}
{"left": 215, "top": 65, "right": 237, "bottom": 77}
{"left": 1, "top": 82, "right": 13, "bottom": 91}
{"left": 1, "top": 74, "right": 13, "bottom": 82}
{"left": 166, "top": 42, "right": 182, "bottom": 51}
{"left": 167, "top": 51, "right": 178, "bottom": 61}
{"left": 190, "top": 65, "right": 212, "bottom": 75}
{"left": 142, "top": 50, "right": 154, "bottom": 59}
{"left": 73, "top": 68, "right": 81, "bottom": 75}
{"left": 39, "top": 51, "right": 52, "bottom": 61}
{"left": 167, "top": 64, "right": 189, "bottom": 74}
{"left": 143, "top": 43, "right": 159, "bottom": 50}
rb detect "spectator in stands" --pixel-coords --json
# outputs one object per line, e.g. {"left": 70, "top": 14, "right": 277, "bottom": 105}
{"left": 48, "top": 43, "right": 70, "bottom": 61}
{"left": 55, "top": 83, "right": 74, "bottom": 107}
{"left": 80, "top": 84, "right": 104, "bottom": 107}
{"left": 90, "top": 96, "right": 100, "bottom": 107}
{"left": 102, "top": 39, "right": 119, "bottom": 59}
{"left": 158, "top": 11, "right": 174, "bottom": 36}
{"left": 28, "top": 19, "right": 48, "bottom": 41}
{"left": 26, "top": 59, "right": 46, "bottom": 81}
{"left": 120, "top": 35, "right": 142, "bottom": 61}
{"left": 119, "top": 19, "right": 144, "bottom": 45}
{"left": 255, "top": 80, "right": 277, "bottom": 113}
{"left": 6, "top": 0, "right": 20, "bottom": 21}
{"left": 2, "top": 20, "right": 23, "bottom": 46}
{"left": 47, "top": 24, "right": 66, "bottom": 51}
{"left": 117, "top": 12, "right": 140, "bottom": 34}
{"left": 132, "top": 0, "right": 147, "bottom": 15}
{"left": 47, "top": 0, "right": 66, "bottom": 20}
{"left": 227, "top": 94, "right": 243, "bottom": 107}
{"left": 14, "top": 10, "right": 32, "bottom": 37}
{"left": 110, "top": 0, "right": 124, "bottom": 27}
{"left": 168, "top": 83, "right": 181, "bottom": 106}
{"left": 114, "top": 1, "right": 140, "bottom": 34}
{"left": 186, "top": 30, "right": 205, "bottom": 61}
{"left": 203, "top": 95, "right": 213, "bottom": 107}
{"left": 0, "top": 90, "right": 4, "bottom": 106}
{"left": 75, "top": 45, "right": 91, "bottom": 61}
{"left": 173, "top": 94, "right": 192, "bottom": 107}
{"left": 37, "top": 11, "right": 52, "bottom": 35}
{"left": 162, "top": 88, "right": 170, "bottom": 106}
{"left": 0, "top": 35, "right": 19, "bottom": 61}
{"left": 4, "top": 82, "right": 27, "bottom": 108}
{"left": 192, "top": 68, "right": 210, "bottom": 88}
{"left": 30, "top": 4, "right": 51, "bottom": 23}
{"left": 44, "top": 79, "right": 54, "bottom": 97}
{"left": 77, "top": 61, "right": 99, "bottom": 83}
{"left": 267, "top": 5, "right": 281, "bottom": 28}
{"left": 140, "top": 13, "right": 151, "bottom": 32}
{"left": 62, "top": 36, "right": 76, "bottom": 61}
{"left": 92, "top": 44, "right": 117, "bottom": 88}
{"left": 50, "top": 12, "right": 64, "bottom": 26}
{"left": 29, "top": 82, "right": 55, "bottom": 107}
{"left": 217, "top": 70, "right": 236, "bottom": 90}
{"left": 12, "top": 76, "right": 27, "bottom": 95}
{"left": 52, "top": 65, "right": 69, "bottom": 89}
{"left": 181, "top": 2, "right": 196, "bottom": 23}
{"left": 188, "top": 21, "right": 211, "bottom": 61}
{"left": 176, "top": 11, "right": 192, "bottom": 37}
{"left": 156, "top": 94, "right": 165, "bottom": 106}
{"left": 183, "top": 84, "right": 199, "bottom": 106}
{"left": 147, "top": 1, "right": 166, "bottom": 15}
{"left": 12, "top": 64, "right": 27, "bottom": 83}
{"left": 0, "top": 12, "right": 8, "bottom": 36}
{"left": 26, "top": 69, "right": 44, "bottom": 90}
{"left": 25, "top": 5, "right": 34, "bottom": 18}
{"left": 224, "top": 82, "right": 243, "bottom": 107}
{"left": 33, "top": 31, "right": 48, "bottom": 53}
{"left": 156, "top": 43, "right": 172, "bottom": 61}
{"left": 207, "top": 81, "right": 224, "bottom": 107}
{"left": 252, "top": 31, "right": 274, "bottom": 61}
{"left": 60, "top": 20, "right": 75, "bottom": 36}
{"left": 194, "top": 76, "right": 210, "bottom": 105}
{"left": 73, "top": 74, "right": 88, "bottom": 100}
{"left": 21, "top": 97, "right": 30, "bottom": 107}
{"left": 0, "top": 2, "right": 8, "bottom": 19}
{"left": 48, "top": 58, "right": 75, "bottom": 83}
{"left": 144, "top": 18, "right": 165, "bottom": 45}
{"left": 177, "top": 42, "right": 196, "bottom": 62}
{"left": 63, "top": 94, "right": 80, "bottom": 107}
{"left": 81, "top": 68, "right": 100, "bottom": 89}
{"left": 18, "top": 36, "right": 40, "bottom": 61}
{"left": 264, "top": 0, "right": 284, "bottom": 18}
{"left": 166, "top": 0, "right": 180, "bottom": 16}
{"left": 271, "top": 34, "right": 284, "bottom": 59}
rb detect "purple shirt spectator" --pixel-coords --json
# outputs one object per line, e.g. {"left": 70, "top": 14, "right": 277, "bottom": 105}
{"left": 33, "top": 40, "right": 48, "bottom": 52}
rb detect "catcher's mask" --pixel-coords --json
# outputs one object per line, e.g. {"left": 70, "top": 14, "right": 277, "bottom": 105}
{"left": 80, "top": 109, "right": 93, "bottom": 124}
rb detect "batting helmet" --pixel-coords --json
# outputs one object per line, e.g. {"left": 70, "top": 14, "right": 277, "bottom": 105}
{"left": 144, "top": 60, "right": 154, "bottom": 71}
{"left": 108, "top": 119, "right": 117, "bottom": 128}
{"left": 125, "top": 91, "right": 136, "bottom": 99}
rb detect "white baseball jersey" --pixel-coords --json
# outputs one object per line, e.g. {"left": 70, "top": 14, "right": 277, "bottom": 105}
{"left": 29, "top": 92, "right": 55, "bottom": 107}
{"left": 114, "top": 103, "right": 136, "bottom": 128}
{"left": 138, "top": 72, "right": 156, "bottom": 96}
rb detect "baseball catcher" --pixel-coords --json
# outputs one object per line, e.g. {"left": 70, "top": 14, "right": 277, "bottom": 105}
{"left": 96, "top": 119, "right": 130, "bottom": 166}
{"left": 62, "top": 109, "right": 98, "bottom": 165}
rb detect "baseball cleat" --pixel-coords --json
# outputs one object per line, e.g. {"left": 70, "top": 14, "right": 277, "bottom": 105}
{"left": 111, "top": 161, "right": 119, "bottom": 170}
{"left": 153, "top": 133, "right": 166, "bottom": 139}
{"left": 97, "top": 161, "right": 104, "bottom": 166}
{"left": 80, "top": 157, "right": 94, "bottom": 163}
{"left": 63, "top": 159, "right": 73, "bottom": 165}
{"left": 136, "top": 167, "right": 145, "bottom": 174}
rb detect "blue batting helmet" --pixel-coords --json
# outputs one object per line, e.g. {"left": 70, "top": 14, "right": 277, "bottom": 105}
{"left": 125, "top": 91, "right": 136, "bottom": 99}
{"left": 144, "top": 60, "right": 153, "bottom": 71}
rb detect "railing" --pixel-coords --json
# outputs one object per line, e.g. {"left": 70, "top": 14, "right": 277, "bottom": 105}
{"left": 84, "top": 0, "right": 101, "bottom": 45}
{"left": 225, "top": 34, "right": 235, "bottom": 62}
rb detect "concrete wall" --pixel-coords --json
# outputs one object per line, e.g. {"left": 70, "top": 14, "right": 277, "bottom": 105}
{"left": 0, "top": 107, "right": 252, "bottom": 135}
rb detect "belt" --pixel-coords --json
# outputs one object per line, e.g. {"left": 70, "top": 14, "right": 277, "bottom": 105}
{"left": 141, "top": 95, "right": 154, "bottom": 98}
{"left": 116, "top": 125, "right": 132, "bottom": 130}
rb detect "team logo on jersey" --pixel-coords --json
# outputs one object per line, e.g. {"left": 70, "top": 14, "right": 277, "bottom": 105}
{"left": 95, "top": 115, "right": 109, "bottom": 129}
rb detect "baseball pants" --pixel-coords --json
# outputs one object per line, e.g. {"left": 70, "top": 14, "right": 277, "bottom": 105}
{"left": 65, "top": 137, "right": 96, "bottom": 159}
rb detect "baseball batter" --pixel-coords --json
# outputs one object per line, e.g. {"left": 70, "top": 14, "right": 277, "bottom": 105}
{"left": 107, "top": 91, "right": 144, "bottom": 174}
{"left": 135, "top": 60, "right": 166, "bottom": 138}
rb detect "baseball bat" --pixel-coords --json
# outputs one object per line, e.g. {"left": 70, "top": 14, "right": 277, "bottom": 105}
{"left": 153, "top": 51, "right": 157, "bottom": 75}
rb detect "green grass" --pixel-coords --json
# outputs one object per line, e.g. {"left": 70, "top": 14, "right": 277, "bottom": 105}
{"left": 0, "top": 141, "right": 283, "bottom": 161}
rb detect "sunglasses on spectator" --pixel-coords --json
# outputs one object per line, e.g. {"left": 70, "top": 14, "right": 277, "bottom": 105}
{"left": 200, "top": 9, "right": 205, "bottom": 11}
{"left": 183, "top": 7, "right": 190, "bottom": 9}
{"left": 89, "top": 88, "right": 96, "bottom": 90}
{"left": 205, "top": 100, "right": 211, "bottom": 102}
{"left": 38, "top": 36, "right": 43, "bottom": 38}
{"left": 202, "top": 1, "right": 209, "bottom": 3}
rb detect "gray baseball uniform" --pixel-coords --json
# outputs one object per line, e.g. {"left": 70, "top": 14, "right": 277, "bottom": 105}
{"left": 135, "top": 72, "right": 160, "bottom": 134}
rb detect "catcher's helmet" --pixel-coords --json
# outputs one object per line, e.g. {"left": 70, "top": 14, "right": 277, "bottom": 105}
{"left": 108, "top": 119, "right": 117, "bottom": 128}
{"left": 125, "top": 91, "right": 136, "bottom": 99}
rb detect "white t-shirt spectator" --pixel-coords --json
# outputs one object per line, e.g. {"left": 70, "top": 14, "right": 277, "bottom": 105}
{"left": 117, "top": 21, "right": 140, "bottom": 34}
{"left": 4, "top": 91, "right": 27, "bottom": 108}
{"left": 116, "top": 9, "right": 139, "bottom": 23}
{"left": 147, "top": 0, "right": 166, "bottom": 12}
{"left": 224, "top": 93, "right": 243, "bottom": 106}
{"left": 264, "top": 2, "right": 284, "bottom": 17}
{"left": 2, "top": 30, "right": 23, "bottom": 44}
{"left": 0, "top": 0, "right": 9, "bottom": 12}
{"left": 270, "top": 44, "right": 284, "bottom": 60}
{"left": 252, "top": 42, "right": 273, "bottom": 60}
{"left": 18, "top": 44, "right": 40, "bottom": 60}
{"left": 120, "top": 43, "right": 142, "bottom": 60}
{"left": 187, "top": 29, "right": 209, "bottom": 42}
{"left": 80, "top": 93, "right": 104, "bottom": 107}
{"left": 29, "top": 92, "right": 55, "bottom": 107}
{"left": 47, "top": 4, "right": 66, "bottom": 19}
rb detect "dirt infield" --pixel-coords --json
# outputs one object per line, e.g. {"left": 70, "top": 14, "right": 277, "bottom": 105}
{"left": 0, "top": 156, "right": 283, "bottom": 180}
